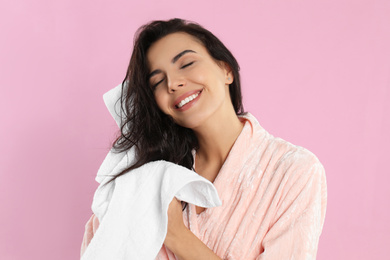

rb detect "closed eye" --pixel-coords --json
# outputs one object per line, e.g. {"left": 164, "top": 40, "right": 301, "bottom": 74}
{"left": 181, "top": 62, "right": 194, "bottom": 69}
{"left": 152, "top": 78, "right": 165, "bottom": 89}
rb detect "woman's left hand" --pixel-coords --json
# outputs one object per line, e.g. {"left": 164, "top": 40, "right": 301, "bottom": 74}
{"left": 164, "top": 197, "right": 187, "bottom": 248}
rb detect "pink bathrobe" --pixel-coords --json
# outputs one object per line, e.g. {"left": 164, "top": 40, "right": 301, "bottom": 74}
{"left": 81, "top": 112, "right": 327, "bottom": 259}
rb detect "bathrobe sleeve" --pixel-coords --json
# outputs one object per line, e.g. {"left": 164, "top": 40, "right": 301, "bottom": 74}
{"left": 80, "top": 214, "right": 100, "bottom": 258}
{"left": 256, "top": 151, "right": 327, "bottom": 260}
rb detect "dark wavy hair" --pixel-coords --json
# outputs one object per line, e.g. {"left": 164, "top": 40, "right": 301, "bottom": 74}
{"left": 103, "top": 18, "right": 245, "bottom": 189}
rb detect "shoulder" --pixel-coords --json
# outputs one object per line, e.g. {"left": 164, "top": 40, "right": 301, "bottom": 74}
{"left": 244, "top": 112, "right": 325, "bottom": 181}
{"left": 275, "top": 138, "right": 324, "bottom": 174}
{"left": 268, "top": 136, "right": 326, "bottom": 194}
{"left": 243, "top": 112, "right": 327, "bottom": 225}
{"left": 265, "top": 137, "right": 326, "bottom": 209}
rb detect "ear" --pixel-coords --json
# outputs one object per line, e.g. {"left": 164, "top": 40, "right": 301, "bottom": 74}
{"left": 221, "top": 62, "right": 234, "bottom": 85}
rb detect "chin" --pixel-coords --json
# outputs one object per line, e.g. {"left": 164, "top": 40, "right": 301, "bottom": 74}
{"left": 175, "top": 111, "right": 212, "bottom": 130}
{"left": 174, "top": 119, "right": 199, "bottom": 129}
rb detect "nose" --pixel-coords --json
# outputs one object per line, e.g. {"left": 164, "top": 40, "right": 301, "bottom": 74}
{"left": 167, "top": 74, "right": 185, "bottom": 93}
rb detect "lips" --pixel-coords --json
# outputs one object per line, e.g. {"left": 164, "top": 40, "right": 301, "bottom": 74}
{"left": 173, "top": 89, "right": 203, "bottom": 108}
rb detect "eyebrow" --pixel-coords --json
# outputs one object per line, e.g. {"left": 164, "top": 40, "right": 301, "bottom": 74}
{"left": 148, "top": 49, "right": 196, "bottom": 79}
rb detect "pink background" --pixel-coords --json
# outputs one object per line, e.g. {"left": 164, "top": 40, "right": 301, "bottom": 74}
{"left": 1, "top": 0, "right": 389, "bottom": 259}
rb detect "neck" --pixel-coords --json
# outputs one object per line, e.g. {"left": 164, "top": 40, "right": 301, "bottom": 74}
{"left": 192, "top": 106, "right": 244, "bottom": 180}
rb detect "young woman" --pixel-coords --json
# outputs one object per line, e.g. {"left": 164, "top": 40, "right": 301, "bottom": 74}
{"left": 81, "top": 18, "right": 327, "bottom": 259}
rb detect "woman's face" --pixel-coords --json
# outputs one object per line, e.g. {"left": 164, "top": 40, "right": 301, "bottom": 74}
{"left": 147, "top": 32, "right": 234, "bottom": 129}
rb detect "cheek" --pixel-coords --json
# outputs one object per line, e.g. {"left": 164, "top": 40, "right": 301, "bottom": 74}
{"left": 191, "top": 65, "right": 225, "bottom": 88}
{"left": 188, "top": 66, "right": 209, "bottom": 83}
{"left": 192, "top": 71, "right": 205, "bottom": 83}
{"left": 154, "top": 92, "right": 169, "bottom": 113}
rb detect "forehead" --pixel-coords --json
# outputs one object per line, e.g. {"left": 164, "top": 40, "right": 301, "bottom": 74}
{"left": 147, "top": 32, "right": 206, "bottom": 67}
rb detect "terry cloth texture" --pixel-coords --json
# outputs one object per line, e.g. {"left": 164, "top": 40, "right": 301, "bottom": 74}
{"left": 80, "top": 83, "right": 222, "bottom": 260}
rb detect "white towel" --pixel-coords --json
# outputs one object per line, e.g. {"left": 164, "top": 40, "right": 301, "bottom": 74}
{"left": 81, "top": 83, "right": 222, "bottom": 260}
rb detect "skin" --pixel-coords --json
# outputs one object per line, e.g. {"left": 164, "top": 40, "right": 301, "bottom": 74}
{"left": 147, "top": 32, "right": 244, "bottom": 259}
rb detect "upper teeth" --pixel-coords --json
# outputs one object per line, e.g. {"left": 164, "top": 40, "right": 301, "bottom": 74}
{"left": 177, "top": 91, "right": 200, "bottom": 108}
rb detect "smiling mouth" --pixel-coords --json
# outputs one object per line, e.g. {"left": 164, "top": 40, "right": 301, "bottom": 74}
{"left": 175, "top": 90, "right": 202, "bottom": 109}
